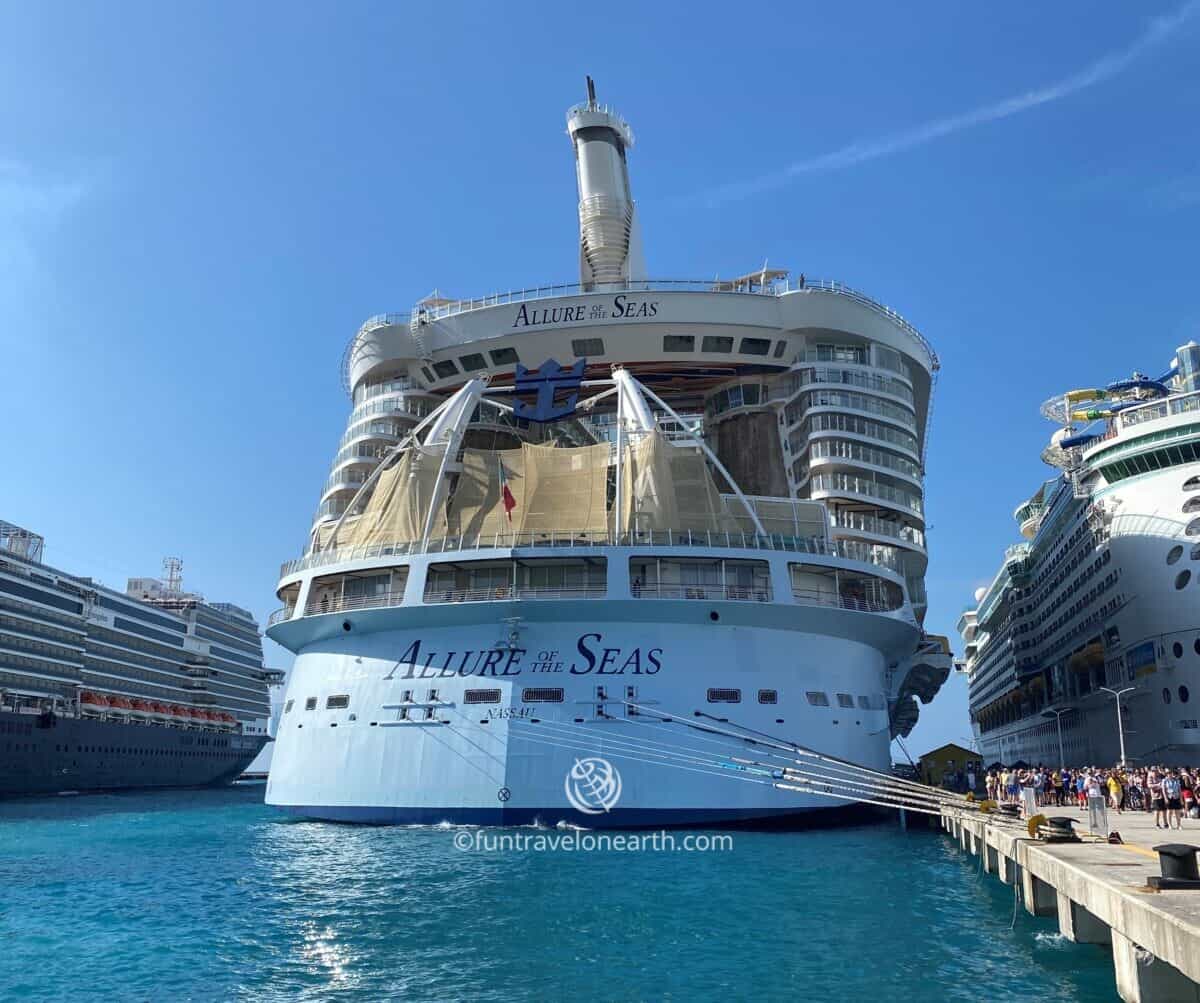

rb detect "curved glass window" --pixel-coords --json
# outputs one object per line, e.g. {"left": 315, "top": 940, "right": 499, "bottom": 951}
{"left": 1185, "top": 497, "right": 1200, "bottom": 514}
{"left": 1188, "top": 519, "right": 1200, "bottom": 537}
{"left": 1181, "top": 686, "right": 1191, "bottom": 704}
{"left": 1163, "top": 687, "right": 1173, "bottom": 704}
{"left": 1185, "top": 475, "right": 1200, "bottom": 491}
{"left": 1177, "top": 570, "right": 1192, "bottom": 590}
{"left": 1168, "top": 545, "right": 1184, "bottom": 565}
{"left": 1174, "top": 641, "right": 1185, "bottom": 659}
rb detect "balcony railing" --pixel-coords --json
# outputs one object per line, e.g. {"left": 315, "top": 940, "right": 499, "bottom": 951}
{"left": 631, "top": 584, "right": 770, "bottom": 602}
{"left": 829, "top": 511, "right": 926, "bottom": 548}
{"left": 341, "top": 277, "right": 939, "bottom": 394}
{"left": 810, "top": 474, "right": 924, "bottom": 515}
{"left": 267, "top": 606, "right": 295, "bottom": 626}
{"left": 280, "top": 528, "right": 909, "bottom": 579}
{"left": 791, "top": 588, "right": 899, "bottom": 614}
{"left": 305, "top": 591, "right": 407, "bottom": 616}
{"left": 424, "top": 585, "right": 606, "bottom": 604}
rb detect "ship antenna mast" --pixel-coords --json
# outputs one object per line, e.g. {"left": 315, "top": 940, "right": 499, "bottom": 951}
{"left": 163, "top": 556, "right": 183, "bottom": 596}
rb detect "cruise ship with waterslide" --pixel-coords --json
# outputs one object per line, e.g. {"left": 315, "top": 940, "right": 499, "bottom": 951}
{"left": 0, "top": 521, "right": 277, "bottom": 796}
{"left": 265, "top": 80, "right": 952, "bottom": 826}
{"left": 959, "top": 347, "right": 1200, "bottom": 767}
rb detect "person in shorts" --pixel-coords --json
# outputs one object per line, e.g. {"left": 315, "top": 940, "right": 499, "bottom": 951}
{"left": 1163, "top": 770, "right": 1184, "bottom": 830}
{"left": 1153, "top": 771, "right": 1169, "bottom": 829}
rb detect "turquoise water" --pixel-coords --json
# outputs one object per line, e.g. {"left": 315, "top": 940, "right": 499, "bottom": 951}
{"left": 0, "top": 786, "right": 1118, "bottom": 1002}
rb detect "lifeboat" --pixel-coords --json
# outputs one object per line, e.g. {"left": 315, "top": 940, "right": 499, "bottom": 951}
{"left": 129, "top": 698, "right": 152, "bottom": 719}
{"left": 170, "top": 704, "right": 190, "bottom": 725}
{"left": 219, "top": 712, "right": 237, "bottom": 730}
{"left": 188, "top": 708, "right": 207, "bottom": 725}
{"left": 80, "top": 691, "right": 109, "bottom": 715}
{"left": 109, "top": 695, "right": 134, "bottom": 715}
{"left": 150, "top": 701, "right": 171, "bottom": 721}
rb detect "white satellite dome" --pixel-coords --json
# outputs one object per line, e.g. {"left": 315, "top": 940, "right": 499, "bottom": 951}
{"left": 974, "top": 587, "right": 987, "bottom": 603}
{"left": 1050, "top": 427, "right": 1072, "bottom": 447}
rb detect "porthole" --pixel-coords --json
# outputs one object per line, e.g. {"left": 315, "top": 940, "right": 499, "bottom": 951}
{"left": 1181, "top": 686, "right": 1191, "bottom": 704}
{"left": 1186, "top": 497, "right": 1200, "bottom": 514}
{"left": 1163, "top": 687, "right": 1172, "bottom": 705}
{"left": 1174, "top": 642, "right": 1185, "bottom": 659}
{"left": 1168, "top": 545, "right": 1184, "bottom": 565}
{"left": 1176, "top": 570, "right": 1192, "bottom": 590}
{"left": 1195, "top": 638, "right": 1200, "bottom": 656}
{"left": 1185, "top": 475, "right": 1200, "bottom": 492}
{"left": 1187, "top": 518, "right": 1200, "bottom": 537}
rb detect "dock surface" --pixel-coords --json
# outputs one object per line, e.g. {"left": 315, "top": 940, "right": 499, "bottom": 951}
{"left": 941, "top": 806, "right": 1200, "bottom": 1002}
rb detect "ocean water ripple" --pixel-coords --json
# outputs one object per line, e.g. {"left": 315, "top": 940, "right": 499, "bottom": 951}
{"left": 0, "top": 787, "right": 1118, "bottom": 1001}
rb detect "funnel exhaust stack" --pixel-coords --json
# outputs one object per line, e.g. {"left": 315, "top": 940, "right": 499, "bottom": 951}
{"left": 567, "top": 77, "right": 646, "bottom": 290}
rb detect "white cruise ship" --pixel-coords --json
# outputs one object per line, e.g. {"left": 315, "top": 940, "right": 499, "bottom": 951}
{"left": 265, "top": 80, "right": 952, "bottom": 826}
{"left": 959, "top": 347, "right": 1200, "bottom": 767}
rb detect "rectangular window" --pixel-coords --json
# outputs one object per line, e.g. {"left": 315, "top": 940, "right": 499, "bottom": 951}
{"left": 706, "top": 688, "right": 741, "bottom": 703}
{"left": 522, "top": 687, "right": 564, "bottom": 703}
{"left": 458, "top": 353, "right": 487, "bottom": 371}
{"left": 432, "top": 360, "right": 459, "bottom": 379}
{"left": 773, "top": 340, "right": 787, "bottom": 359}
{"left": 740, "top": 337, "right": 771, "bottom": 356}
{"left": 304, "top": 697, "right": 317, "bottom": 711}
{"left": 806, "top": 691, "right": 829, "bottom": 707}
{"left": 701, "top": 336, "right": 733, "bottom": 353}
{"left": 571, "top": 338, "right": 604, "bottom": 357}
{"left": 421, "top": 367, "right": 435, "bottom": 383}
{"left": 663, "top": 335, "right": 694, "bottom": 352}
{"left": 857, "top": 695, "right": 871, "bottom": 710}
{"left": 464, "top": 689, "right": 501, "bottom": 704}
{"left": 325, "top": 694, "right": 350, "bottom": 710}
{"left": 284, "top": 699, "right": 294, "bottom": 714}
{"left": 489, "top": 347, "right": 520, "bottom": 366}
{"left": 758, "top": 689, "right": 778, "bottom": 704}
{"left": 836, "top": 693, "right": 854, "bottom": 708}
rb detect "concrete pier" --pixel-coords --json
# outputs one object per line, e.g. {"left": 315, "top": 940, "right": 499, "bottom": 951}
{"left": 940, "top": 808, "right": 1200, "bottom": 1002}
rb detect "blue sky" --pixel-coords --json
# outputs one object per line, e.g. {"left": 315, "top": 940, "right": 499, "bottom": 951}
{"left": 2, "top": 2, "right": 1198, "bottom": 760}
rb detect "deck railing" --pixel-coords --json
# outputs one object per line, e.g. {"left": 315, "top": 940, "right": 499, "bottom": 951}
{"left": 277, "top": 528, "right": 907, "bottom": 579}
{"left": 791, "top": 588, "right": 898, "bottom": 614}
{"left": 424, "top": 585, "right": 606, "bottom": 604}
{"left": 631, "top": 584, "right": 770, "bottom": 602}
{"left": 303, "top": 591, "right": 407, "bottom": 616}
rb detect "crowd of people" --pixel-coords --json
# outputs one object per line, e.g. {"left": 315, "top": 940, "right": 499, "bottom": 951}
{"left": 983, "top": 765, "right": 1198, "bottom": 830}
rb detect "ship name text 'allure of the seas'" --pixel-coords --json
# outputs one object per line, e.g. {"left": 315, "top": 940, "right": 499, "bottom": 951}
{"left": 265, "top": 79, "right": 952, "bottom": 826}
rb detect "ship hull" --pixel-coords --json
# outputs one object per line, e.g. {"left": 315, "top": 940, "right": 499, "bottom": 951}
{"left": 0, "top": 710, "right": 269, "bottom": 797}
{"left": 266, "top": 603, "right": 910, "bottom": 828}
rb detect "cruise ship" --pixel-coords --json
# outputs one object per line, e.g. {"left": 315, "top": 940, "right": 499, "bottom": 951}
{"left": 958, "top": 346, "right": 1200, "bottom": 767}
{"left": 265, "top": 80, "right": 952, "bottom": 826}
{"left": 0, "top": 521, "right": 276, "bottom": 796}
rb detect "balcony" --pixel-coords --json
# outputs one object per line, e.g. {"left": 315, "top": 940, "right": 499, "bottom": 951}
{"left": 810, "top": 474, "right": 924, "bottom": 517}
{"left": 305, "top": 590, "right": 407, "bottom": 616}
{"left": 267, "top": 606, "right": 295, "bottom": 627}
{"left": 631, "top": 584, "right": 769, "bottom": 602}
{"left": 184, "top": 665, "right": 213, "bottom": 678}
{"left": 791, "top": 588, "right": 899, "bottom": 614}
{"left": 425, "top": 585, "right": 607, "bottom": 604}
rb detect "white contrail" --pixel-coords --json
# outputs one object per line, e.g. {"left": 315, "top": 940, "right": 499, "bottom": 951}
{"left": 699, "top": 2, "right": 1199, "bottom": 205}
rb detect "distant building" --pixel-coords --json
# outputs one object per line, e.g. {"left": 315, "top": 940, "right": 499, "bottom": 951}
{"left": 919, "top": 742, "right": 981, "bottom": 788}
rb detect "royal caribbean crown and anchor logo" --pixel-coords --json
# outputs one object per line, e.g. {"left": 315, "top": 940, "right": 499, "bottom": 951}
{"left": 511, "top": 358, "right": 586, "bottom": 423}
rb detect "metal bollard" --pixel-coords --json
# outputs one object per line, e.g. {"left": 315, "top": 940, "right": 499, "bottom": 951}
{"left": 1147, "top": 844, "right": 1200, "bottom": 890}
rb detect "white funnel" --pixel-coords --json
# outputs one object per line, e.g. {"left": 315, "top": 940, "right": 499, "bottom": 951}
{"left": 567, "top": 77, "right": 646, "bottom": 289}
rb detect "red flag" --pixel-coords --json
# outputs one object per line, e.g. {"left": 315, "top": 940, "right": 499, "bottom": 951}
{"left": 499, "top": 458, "right": 516, "bottom": 522}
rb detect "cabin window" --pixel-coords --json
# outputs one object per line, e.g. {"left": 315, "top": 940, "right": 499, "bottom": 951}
{"left": 464, "top": 689, "right": 501, "bottom": 704}
{"left": 284, "top": 699, "right": 294, "bottom": 714}
{"left": 489, "top": 347, "right": 520, "bottom": 366}
{"left": 758, "top": 689, "right": 778, "bottom": 704}
{"left": 805, "top": 691, "right": 829, "bottom": 707}
{"left": 773, "top": 340, "right": 787, "bottom": 358}
{"left": 857, "top": 695, "right": 871, "bottom": 710}
{"left": 458, "top": 353, "right": 487, "bottom": 371}
{"left": 432, "top": 360, "right": 459, "bottom": 379}
{"left": 421, "top": 367, "right": 435, "bottom": 383}
{"left": 304, "top": 697, "right": 317, "bottom": 711}
{"left": 836, "top": 693, "right": 854, "bottom": 708}
{"left": 706, "top": 688, "right": 741, "bottom": 704}
{"left": 740, "top": 337, "right": 771, "bottom": 356}
{"left": 326, "top": 695, "right": 350, "bottom": 710}
{"left": 572, "top": 338, "right": 604, "bottom": 357}
{"left": 522, "top": 688, "right": 564, "bottom": 703}
{"left": 701, "top": 336, "right": 733, "bottom": 353}
{"left": 663, "top": 335, "right": 694, "bottom": 352}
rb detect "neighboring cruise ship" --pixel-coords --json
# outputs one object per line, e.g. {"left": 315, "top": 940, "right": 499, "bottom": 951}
{"left": 265, "top": 80, "right": 952, "bottom": 826}
{"left": 0, "top": 521, "right": 276, "bottom": 796}
{"left": 958, "top": 346, "right": 1200, "bottom": 767}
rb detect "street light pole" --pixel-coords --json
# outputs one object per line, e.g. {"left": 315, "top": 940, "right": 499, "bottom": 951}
{"left": 1042, "top": 708, "right": 1068, "bottom": 771}
{"left": 1099, "top": 686, "right": 1135, "bottom": 766}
